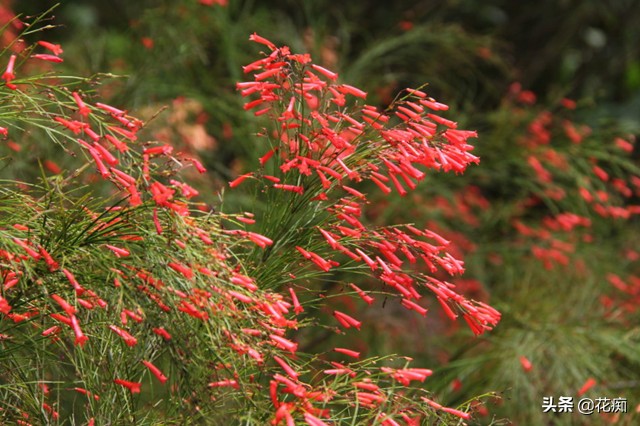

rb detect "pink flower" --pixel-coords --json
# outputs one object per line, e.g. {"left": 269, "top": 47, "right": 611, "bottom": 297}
{"left": 333, "top": 347, "right": 360, "bottom": 359}
{"left": 109, "top": 325, "right": 138, "bottom": 346}
{"left": 311, "top": 64, "right": 338, "bottom": 81}
{"left": 249, "top": 33, "right": 276, "bottom": 50}
{"left": 333, "top": 310, "right": 361, "bottom": 330}
{"left": 104, "top": 245, "right": 130, "bottom": 258}
{"left": 114, "top": 379, "right": 141, "bottom": 393}
{"left": 577, "top": 378, "right": 597, "bottom": 397}
{"left": 152, "top": 327, "right": 171, "bottom": 340}
{"left": 2, "top": 54, "right": 17, "bottom": 89}
{"left": 0, "top": 296, "right": 11, "bottom": 315}
{"left": 37, "top": 41, "right": 63, "bottom": 55}
{"left": 32, "top": 54, "right": 64, "bottom": 63}
{"left": 229, "top": 173, "right": 253, "bottom": 188}
{"left": 142, "top": 360, "right": 168, "bottom": 384}
{"left": 519, "top": 356, "right": 533, "bottom": 372}
{"left": 51, "top": 294, "right": 76, "bottom": 316}
{"left": 70, "top": 315, "right": 88, "bottom": 346}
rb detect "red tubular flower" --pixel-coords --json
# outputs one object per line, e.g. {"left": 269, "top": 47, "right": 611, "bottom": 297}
{"left": 274, "top": 403, "right": 295, "bottom": 426}
{"left": 0, "top": 296, "right": 11, "bottom": 315}
{"left": 142, "top": 360, "right": 168, "bottom": 384}
{"left": 12, "top": 238, "right": 41, "bottom": 260}
{"left": 109, "top": 168, "right": 136, "bottom": 187}
{"left": 87, "top": 147, "right": 110, "bottom": 178}
{"left": 229, "top": 173, "right": 253, "bottom": 188}
{"left": 333, "top": 347, "right": 360, "bottom": 359}
{"left": 324, "top": 366, "right": 355, "bottom": 377}
{"left": 109, "top": 325, "right": 138, "bottom": 346}
{"left": 114, "top": 379, "right": 141, "bottom": 393}
{"left": 144, "top": 145, "right": 173, "bottom": 156}
{"left": 41, "top": 326, "right": 60, "bottom": 337}
{"left": 51, "top": 294, "right": 76, "bottom": 316}
{"left": 440, "top": 407, "right": 471, "bottom": 420}
{"left": 270, "top": 334, "right": 298, "bottom": 353}
{"left": 77, "top": 299, "right": 94, "bottom": 310}
{"left": 303, "top": 412, "right": 330, "bottom": 426}
{"left": 41, "top": 403, "right": 59, "bottom": 420}
{"left": 188, "top": 157, "right": 206, "bottom": 173}
{"left": 337, "top": 84, "right": 367, "bottom": 99}
{"left": 311, "top": 64, "right": 338, "bottom": 81}
{"left": 421, "top": 397, "right": 442, "bottom": 410}
{"left": 37, "top": 41, "right": 63, "bottom": 55}
{"left": 152, "top": 327, "right": 171, "bottom": 340}
{"left": 371, "top": 176, "right": 392, "bottom": 194}
{"left": 32, "top": 54, "right": 63, "bottom": 63}
{"left": 254, "top": 68, "right": 282, "bottom": 81}
{"left": 208, "top": 379, "right": 239, "bottom": 389}
{"left": 126, "top": 184, "right": 142, "bottom": 206}
{"left": 91, "top": 142, "right": 118, "bottom": 166}
{"left": 150, "top": 182, "right": 175, "bottom": 206}
{"left": 577, "top": 377, "right": 597, "bottom": 397}
{"left": 420, "top": 98, "right": 449, "bottom": 111}
{"left": 70, "top": 315, "right": 88, "bottom": 346}
{"left": 39, "top": 246, "right": 59, "bottom": 271}
{"left": 96, "top": 102, "right": 125, "bottom": 116}
{"left": 401, "top": 298, "right": 428, "bottom": 316}
{"left": 307, "top": 251, "right": 334, "bottom": 272}
{"left": 73, "top": 387, "right": 100, "bottom": 401}
{"left": 105, "top": 244, "right": 130, "bottom": 258}
{"left": 170, "top": 180, "right": 199, "bottom": 198}
{"left": 122, "top": 308, "right": 144, "bottom": 323}
{"left": 237, "top": 216, "right": 256, "bottom": 224}
{"left": 2, "top": 54, "right": 17, "bottom": 89}
{"left": 333, "top": 310, "right": 361, "bottom": 330}
{"left": 249, "top": 33, "right": 276, "bottom": 50}
{"left": 177, "top": 301, "right": 208, "bottom": 320}
{"left": 379, "top": 414, "right": 400, "bottom": 426}
{"left": 2, "top": 276, "right": 20, "bottom": 291}
{"left": 230, "top": 273, "right": 258, "bottom": 291}
{"left": 228, "top": 290, "right": 252, "bottom": 303}
{"left": 246, "top": 232, "right": 273, "bottom": 248}
{"left": 50, "top": 313, "right": 72, "bottom": 326}
{"left": 107, "top": 125, "right": 137, "bottom": 141}
{"left": 152, "top": 208, "right": 163, "bottom": 235}
{"left": 259, "top": 148, "right": 277, "bottom": 166}
{"left": 462, "top": 314, "right": 486, "bottom": 335}
{"left": 105, "top": 134, "right": 128, "bottom": 152}
{"left": 341, "top": 185, "right": 365, "bottom": 199}
{"left": 348, "top": 283, "right": 375, "bottom": 304}
{"left": 3, "top": 271, "right": 20, "bottom": 291}
{"left": 357, "top": 392, "right": 385, "bottom": 407}
{"left": 273, "top": 355, "right": 299, "bottom": 380}
{"left": 354, "top": 381, "right": 380, "bottom": 393}
{"left": 167, "top": 261, "right": 193, "bottom": 279}
{"left": 388, "top": 173, "right": 408, "bottom": 196}
{"left": 437, "top": 297, "right": 458, "bottom": 320}
{"left": 72, "top": 92, "right": 90, "bottom": 116}
{"left": 592, "top": 165, "right": 609, "bottom": 182}
{"left": 288, "top": 288, "right": 303, "bottom": 314}
{"left": 519, "top": 356, "right": 533, "bottom": 372}
{"left": 273, "top": 183, "right": 304, "bottom": 194}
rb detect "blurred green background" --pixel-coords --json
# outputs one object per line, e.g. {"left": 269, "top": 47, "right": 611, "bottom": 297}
{"left": 9, "top": 1, "right": 640, "bottom": 424}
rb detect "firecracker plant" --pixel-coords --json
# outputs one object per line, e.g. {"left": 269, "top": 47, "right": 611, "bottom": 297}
{"left": 0, "top": 11, "right": 502, "bottom": 426}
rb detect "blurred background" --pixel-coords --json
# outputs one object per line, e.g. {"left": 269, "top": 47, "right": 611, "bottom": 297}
{"left": 8, "top": 1, "right": 640, "bottom": 424}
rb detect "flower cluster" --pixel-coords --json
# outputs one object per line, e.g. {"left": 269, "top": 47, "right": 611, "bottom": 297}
{"left": 218, "top": 34, "right": 502, "bottom": 424}
{"left": 233, "top": 33, "right": 500, "bottom": 337}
